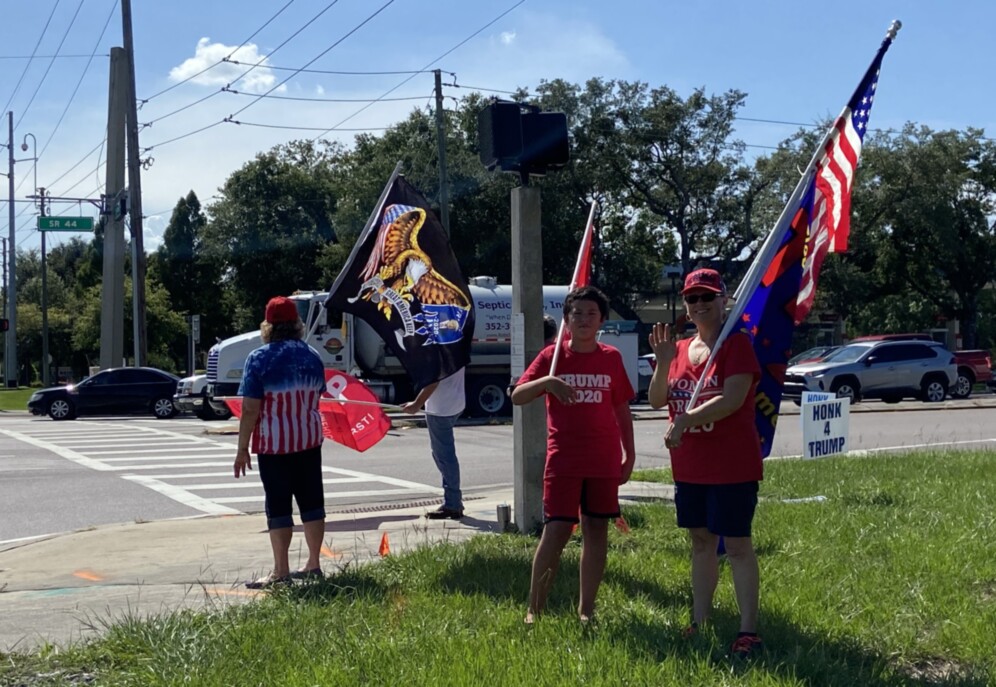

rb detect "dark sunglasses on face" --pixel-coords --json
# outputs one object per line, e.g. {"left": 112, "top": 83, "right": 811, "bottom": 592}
{"left": 683, "top": 292, "right": 719, "bottom": 305}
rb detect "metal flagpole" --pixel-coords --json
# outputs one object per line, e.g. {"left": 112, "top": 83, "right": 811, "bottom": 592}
{"left": 549, "top": 199, "right": 597, "bottom": 376}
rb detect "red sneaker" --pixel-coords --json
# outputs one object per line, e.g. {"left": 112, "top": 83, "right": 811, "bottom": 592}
{"left": 730, "top": 634, "right": 764, "bottom": 660}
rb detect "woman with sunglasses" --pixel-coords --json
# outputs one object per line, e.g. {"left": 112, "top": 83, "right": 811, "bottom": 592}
{"left": 647, "top": 268, "right": 764, "bottom": 661}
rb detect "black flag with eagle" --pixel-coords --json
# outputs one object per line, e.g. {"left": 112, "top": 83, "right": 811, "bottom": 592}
{"left": 325, "top": 169, "right": 475, "bottom": 392}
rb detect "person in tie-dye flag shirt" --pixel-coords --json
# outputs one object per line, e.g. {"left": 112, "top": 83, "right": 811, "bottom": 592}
{"left": 234, "top": 296, "right": 327, "bottom": 589}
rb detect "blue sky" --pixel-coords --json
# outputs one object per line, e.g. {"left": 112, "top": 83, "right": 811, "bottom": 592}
{"left": 1, "top": 0, "right": 993, "bottom": 255}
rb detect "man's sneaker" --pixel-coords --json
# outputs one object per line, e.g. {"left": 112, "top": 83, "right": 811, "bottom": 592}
{"left": 730, "top": 634, "right": 764, "bottom": 660}
{"left": 425, "top": 506, "right": 464, "bottom": 520}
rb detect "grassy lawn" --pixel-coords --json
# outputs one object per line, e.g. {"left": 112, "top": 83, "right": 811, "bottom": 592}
{"left": 0, "top": 387, "right": 36, "bottom": 412}
{"left": 3, "top": 451, "right": 995, "bottom": 686}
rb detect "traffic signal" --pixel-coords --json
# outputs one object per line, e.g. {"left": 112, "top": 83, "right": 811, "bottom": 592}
{"left": 0, "top": 319, "right": 8, "bottom": 332}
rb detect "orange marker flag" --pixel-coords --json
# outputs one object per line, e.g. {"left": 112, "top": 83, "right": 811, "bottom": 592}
{"left": 378, "top": 531, "right": 391, "bottom": 557}
{"left": 615, "top": 516, "right": 630, "bottom": 534}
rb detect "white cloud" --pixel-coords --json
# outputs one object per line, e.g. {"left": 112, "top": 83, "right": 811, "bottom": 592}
{"left": 168, "top": 37, "right": 283, "bottom": 94}
{"left": 500, "top": 31, "right": 516, "bottom": 45}
{"left": 316, "top": 84, "right": 325, "bottom": 96}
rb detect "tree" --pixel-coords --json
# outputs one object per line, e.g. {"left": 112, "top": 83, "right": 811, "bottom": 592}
{"left": 203, "top": 140, "right": 343, "bottom": 331}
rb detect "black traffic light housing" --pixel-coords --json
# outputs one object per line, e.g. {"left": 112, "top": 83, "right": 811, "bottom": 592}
{"left": 478, "top": 100, "right": 569, "bottom": 181}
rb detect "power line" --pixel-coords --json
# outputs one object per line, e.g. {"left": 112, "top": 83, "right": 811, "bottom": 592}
{"left": 139, "top": 0, "right": 296, "bottom": 104}
{"left": 221, "top": 87, "right": 430, "bottom": 103}
{"left": 143, "top": 0, "right": 395, "bottom": 152}
{"left": 15, "top": 0, "right": 117, "bottom": 197}
{"left": 224, "top": 0, "right": 396, "bottom": 121}
{"left": 44, "top": 138, "right": 106, "bottom": 190}
{"left": 141, "top": 0, "right": 343, "bottom": 128}
{"left": 15, "top": 0, "right": 86, "bottom": 130}
{"left": 444, "top": 81, "right": 524, "bottom": 96}
{"left": 0, "top": 53, "right": 109, "bottom": 59}
{"left": 0, "top": 0, "right": 63, "bottom": 117}
{"left": 226, "top": 119, "right": 390, "bottom": 132}
{"left": 310, "top": 0, "right": 526, "bottom": 142}
{"left": 223, "top": 59, "right": 447, "bottom": 77}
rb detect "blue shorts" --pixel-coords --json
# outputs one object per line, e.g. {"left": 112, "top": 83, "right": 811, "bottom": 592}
{"left": 674, "top": 481, "right": 758, "bottom": 538}
{"left": 258, "top": 445, "right": 326, "bottom": 530}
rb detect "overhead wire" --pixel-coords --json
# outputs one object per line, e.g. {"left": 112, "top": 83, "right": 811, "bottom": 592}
{"left": 141, "top": 0, "right": 342, "bottom": 129}
{"left": 309, "top": 0, "right": 526, "bottom": 142}
{"left": 15, "top": 0, "right": 86, "bottom": 130}
{"left": 143, "top": 0, "right": 397, "bottom": 152}
{"left": 0, "top": 0, "right": 62, "bottom": 117}
{"left": 15, "top": 0, "right": 117, "bottom": 198}
{"left": 139, "top": 0, "right": 296, "bottom": 104}
{"left": 223, "top": 60, "right": 447, "bottom": 77}
{"left": 221, "top": 87, "right": 430, "bottom": 103}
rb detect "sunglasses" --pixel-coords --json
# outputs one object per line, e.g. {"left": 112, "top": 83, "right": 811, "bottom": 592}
{"left": 683, "top": 292, "right": 719, "bottom": 305}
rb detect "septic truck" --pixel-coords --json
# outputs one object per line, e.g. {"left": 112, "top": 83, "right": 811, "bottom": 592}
{"left": 205, "top": 277, "right": 572, "bottom": 417}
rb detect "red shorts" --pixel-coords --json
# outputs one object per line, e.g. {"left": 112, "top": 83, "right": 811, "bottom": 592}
{"left": 543, "top": 474, "right": 620, "bottom": 523}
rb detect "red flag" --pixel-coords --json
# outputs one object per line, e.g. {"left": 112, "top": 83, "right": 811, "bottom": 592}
{"left": 224, "top": 373, "right": 391, "bottom": 453}
{"left": 572, "top": 202, "right": 596, "bottom": 289}
{"left": 320, "top": 371, "right": 391, "bottom": 452}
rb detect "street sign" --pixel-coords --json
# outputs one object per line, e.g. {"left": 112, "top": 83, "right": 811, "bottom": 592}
{"left": 191, "top": 314, "right": 201, "bottom": 343}
{"left": 37, "top": 216, "right": 95, "bottom": 232}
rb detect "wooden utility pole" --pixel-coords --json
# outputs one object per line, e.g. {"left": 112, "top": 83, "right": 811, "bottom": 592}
{"left": 121, "top": 0, "right": 147, "bottom": 366}
{"left": 100, "top": 48, "right": 127, "bottom": 370}
{"left": 433, "top": 69, "right": 450, "bottom": 237}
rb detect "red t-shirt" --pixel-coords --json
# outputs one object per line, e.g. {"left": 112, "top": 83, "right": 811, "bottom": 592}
{"left": 666, "top": 332, "right": 763, "bottom": 484}
{"left": 519, "top": 341, "right": 634, "bottom": 478}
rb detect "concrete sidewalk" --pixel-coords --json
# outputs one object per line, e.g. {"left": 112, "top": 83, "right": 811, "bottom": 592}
{"left": 0, "top": 482, "right": 673, "bottom": 652}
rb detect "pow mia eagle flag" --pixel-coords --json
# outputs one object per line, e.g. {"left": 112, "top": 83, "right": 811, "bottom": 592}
{"left": 325, "top": 166, "right": 475, "bottom": 392}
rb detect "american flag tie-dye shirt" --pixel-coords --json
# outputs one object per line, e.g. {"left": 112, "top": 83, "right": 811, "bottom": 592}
{"left": 238, "top": 339, "right": 326, "bottom": 454}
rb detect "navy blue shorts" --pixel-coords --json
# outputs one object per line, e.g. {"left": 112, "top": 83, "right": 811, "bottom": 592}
{"left": 674, "top": 481, "right": 758, "bottom": 537}
{"left": 257, "top": 445, "right": 326, "bottom": 530}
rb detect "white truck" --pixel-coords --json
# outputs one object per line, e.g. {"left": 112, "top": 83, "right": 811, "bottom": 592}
{"left": 205, "top": 277, "right": 574, "bottom": 417}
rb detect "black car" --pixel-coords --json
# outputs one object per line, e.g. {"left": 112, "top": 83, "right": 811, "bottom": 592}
{"left": 27, "top": 367, "right": 181, "bottom": 421}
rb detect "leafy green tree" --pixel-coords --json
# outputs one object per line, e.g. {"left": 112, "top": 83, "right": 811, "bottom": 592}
{"left": 203, "top": 140, "right": 343, "bottom": 330}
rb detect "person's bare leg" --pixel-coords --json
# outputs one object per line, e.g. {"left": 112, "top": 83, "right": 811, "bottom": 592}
{"left": 269, "top": 527, "right": 293, "bottom": 579}
{"left": 578, "top": 516, "right": 609, "bottom": 620}
{"left": 301, "top": 519, "right": 325, "bottom": 572}
{"left": 723, "top": 536, "right": 759, "bottom": 632}
{"left": 526, "top": 521, "right": 574, "bottom": 623}
{"left": 689, "top": 528, "right": 719, "bottom": 625}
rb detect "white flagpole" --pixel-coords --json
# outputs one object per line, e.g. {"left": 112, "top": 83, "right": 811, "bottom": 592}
{"left": 549, "top": 200, "right": 597, "bottom": 376}
{"left": 685, "top": 20, "right": 901, "bottom": 411}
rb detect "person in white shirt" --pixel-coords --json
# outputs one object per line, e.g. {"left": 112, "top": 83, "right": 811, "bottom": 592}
{"left": 401, "top": 367, "right": 466, "bottom": 519}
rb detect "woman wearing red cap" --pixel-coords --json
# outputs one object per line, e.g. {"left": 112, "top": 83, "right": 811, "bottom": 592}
{"left": 234, "top": 296, "right": 328, "bottom": 588}
{"left": 647, "top": 268, "right": 764, "bottom": 660}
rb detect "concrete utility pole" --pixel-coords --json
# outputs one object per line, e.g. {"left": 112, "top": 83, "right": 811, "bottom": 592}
{"left": 121, "top": 0, "right": 147, "bottom": 366}
{"left": 511, "top": 185, "right": 546, "bottom": 533}
{"left": 100, "top": 48, "right": 127, "bottom": 370}
{"left": 433, "top": 69, "right": 450, "bottom": 237}
{"left": 5, "top": 111, "right": 16, "bottom": 388}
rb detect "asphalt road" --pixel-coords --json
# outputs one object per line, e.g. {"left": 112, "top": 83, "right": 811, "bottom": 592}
{"left": 1, "top": 401, "right": 994, "bottom": 544}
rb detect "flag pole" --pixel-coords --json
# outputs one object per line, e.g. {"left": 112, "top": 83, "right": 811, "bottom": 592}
{"left": 326, "top": 161, "right": 404, "bottom": 299}
{"left": 549, "top": 200, "right": 597, "bottom": 376}
{"left": 686, "top": 20, "right": 901, "bottom": 411}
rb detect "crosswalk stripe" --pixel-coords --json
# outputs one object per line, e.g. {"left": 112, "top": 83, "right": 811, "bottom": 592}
{"left": 213, "top": 488, "right": 422, "bottom": 504}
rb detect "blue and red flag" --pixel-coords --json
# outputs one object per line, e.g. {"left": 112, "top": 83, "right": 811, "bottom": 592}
{"left": 691, "top": 23, "right": 900, "bottom": 456}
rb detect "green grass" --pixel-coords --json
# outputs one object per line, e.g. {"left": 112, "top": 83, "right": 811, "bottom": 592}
{"left": 0, "top": 387, "right": 36, "bottom": 411}
{"left": 3, "top": 451, "right": 995, "bottom": 686}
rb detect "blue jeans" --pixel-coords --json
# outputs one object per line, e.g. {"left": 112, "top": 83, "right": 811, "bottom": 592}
{"left": 426, "top": 413, "right": 463, "bottom": 511}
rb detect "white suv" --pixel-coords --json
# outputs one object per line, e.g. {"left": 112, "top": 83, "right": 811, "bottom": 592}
{"left": 784, "top": 340, "right": 957, "bottom": 404}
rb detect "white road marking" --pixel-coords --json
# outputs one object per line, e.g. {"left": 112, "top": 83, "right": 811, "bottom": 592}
{"left": 121, "top": 475, "right": 239, "bottom": 515}
{"left": 86, "top": 446, "right": 233, "bottom": 456}
{"left": 213, "top": 488, "right": 421, "bottom": 504}
{"left": 98, "top": 453, "right": 233, "bottom": 462}
{"left": 0, "top": 428, "right": 114, "bottom": 471}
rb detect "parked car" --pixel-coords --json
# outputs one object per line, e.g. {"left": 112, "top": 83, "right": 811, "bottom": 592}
{"left": 27, "top": 367, "right": 181, "bottom": 421}
{"left": 174, "top": 374, "right": 233, "bottom": 421}
{"left": 788, "top": 345, "right": 839, "bottom": 366}
{"left": 783, "top": 340, "right": 957, "bottom": 404}
{"left": 951, "top": 349, "right": 992, "bottom": 399}
{"left": 637, "top": 353, "right": 656, "bottom": 400}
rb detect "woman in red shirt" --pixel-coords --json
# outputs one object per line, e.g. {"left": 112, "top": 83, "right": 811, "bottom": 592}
{"left": 648, "top": 268, "right": 764, "bottom": 660}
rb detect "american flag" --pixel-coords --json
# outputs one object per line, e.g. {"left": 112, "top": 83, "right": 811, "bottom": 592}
{"left": 693, "top": 24, "right": 899, "bottom": 458}
{"left": 795, "top": 37, "right": 889, "bottom": 323}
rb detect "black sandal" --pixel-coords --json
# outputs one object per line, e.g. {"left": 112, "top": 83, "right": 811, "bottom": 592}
{"left": 245, "top": 574, "right": 291, "bottom": 590}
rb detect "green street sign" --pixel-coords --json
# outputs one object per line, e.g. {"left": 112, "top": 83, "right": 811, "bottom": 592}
{"left": 37, "top": 216, "right": 95, "bottom": 232}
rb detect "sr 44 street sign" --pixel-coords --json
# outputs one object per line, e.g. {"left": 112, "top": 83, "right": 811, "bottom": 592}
{"left": 37, "top": 216, "right": 94, "bottom": 232}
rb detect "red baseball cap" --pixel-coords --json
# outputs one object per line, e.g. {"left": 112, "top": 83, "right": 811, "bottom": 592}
{"left": 681, "top": 268, "right": 727, "bottom": 295}
{"left": 265, "top": 296, "right": 299, "bottom": 324}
